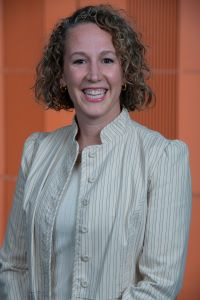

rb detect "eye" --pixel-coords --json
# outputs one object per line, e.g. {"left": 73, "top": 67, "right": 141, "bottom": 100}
{"left": 102, "top": 58, "right": 114, "bottom": 64}
{"left": 73, "top": 59, "right": 86, "bottom": 65}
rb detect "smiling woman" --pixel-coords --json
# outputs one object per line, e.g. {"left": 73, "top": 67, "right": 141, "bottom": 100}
{"left": 0, "top": 4, "right": 191, "bottom": 300}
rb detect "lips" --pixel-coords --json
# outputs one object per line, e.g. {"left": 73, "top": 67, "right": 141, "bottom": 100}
{"left": 83, "top": 88, "right": 107, "bottom": 98}
{"left": 82, "top": 88, "right": 107, "bottom": 102}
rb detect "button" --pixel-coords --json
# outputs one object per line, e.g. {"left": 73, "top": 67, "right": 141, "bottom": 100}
{"left": 79, "top": 226, "right": 88, "bottom": 233}
{"left": 81, "top": 255, "right": 89, "bottom": 262}
{"left": 88, "top": 176, "right": 96, "bottom": 183}
{"left": 81, "top": 280, "right": 88, "bottom": 288}
{"left": 89, "top": 151, "right": 95, "bottom": 158}
{"left": 82, "top": 199, "right": 89, "bottom": 206}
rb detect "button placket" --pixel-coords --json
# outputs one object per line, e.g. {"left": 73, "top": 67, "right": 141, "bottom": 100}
{"left": 72, "top": 151, "right": 92, "bottom": 297}
{"left": 74, "top": 147, "right": 95, "bottom": 293}
{"left": 83, "top": 149, "right": 97, "bottom": 184}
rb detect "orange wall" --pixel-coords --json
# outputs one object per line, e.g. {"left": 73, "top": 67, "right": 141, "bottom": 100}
{"left": 0, "top": 0, "right": 45, "bottom": 237}
{"left": 177, "top": 0, "right": 200, "bottom": 299}
{"left": 129, "top": 0, "right": 178, "bottom": 139}
{"left": 0, "top": 0, "right": 199, "bottom": 298}
{"left": 0, "top": 0, "right": 5, "bottom": 241}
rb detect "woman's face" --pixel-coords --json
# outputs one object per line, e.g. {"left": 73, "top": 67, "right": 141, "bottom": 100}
{"left": 61, "top": 23, "right": 123, "bottom": 124}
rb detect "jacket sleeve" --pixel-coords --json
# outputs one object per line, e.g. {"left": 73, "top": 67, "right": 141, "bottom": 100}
{"left": 0, "top": 133, "right": 39, "bottom": 300}
{"left": 122, "top": 140, "right": 192, "bottom": 300}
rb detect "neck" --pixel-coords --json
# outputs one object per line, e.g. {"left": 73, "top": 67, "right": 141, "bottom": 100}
{"left": 76, "top": 119, "right": 103, "bottom": 151}
{"left": 75, "top": 110, "right": 120, "bottom": 151}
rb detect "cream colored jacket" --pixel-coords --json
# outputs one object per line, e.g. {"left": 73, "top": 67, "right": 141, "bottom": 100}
{"left": 0, "top": 109, "right": 192, "bottom": 300}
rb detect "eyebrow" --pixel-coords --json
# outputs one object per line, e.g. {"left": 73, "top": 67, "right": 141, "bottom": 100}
{"left": 69, "top": 50, "right": 117, "bottom": 57}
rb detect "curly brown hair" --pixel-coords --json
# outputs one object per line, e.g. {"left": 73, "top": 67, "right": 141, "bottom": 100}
{"left": 34, "top": 5, "right": 154, "bottom": 111}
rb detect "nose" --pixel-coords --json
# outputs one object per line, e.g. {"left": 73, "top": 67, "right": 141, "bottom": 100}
{"left": 86, "top": 60, "right": 102, "bottom": 82}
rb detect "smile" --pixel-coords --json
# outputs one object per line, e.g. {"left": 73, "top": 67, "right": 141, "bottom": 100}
{"left": 82, "top": 88, "right": 107, "bottom": 101}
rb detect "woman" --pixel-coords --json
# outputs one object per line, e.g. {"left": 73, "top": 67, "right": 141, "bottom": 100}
{"left": 0, "top": 5, "right": 191, "bottom": 300}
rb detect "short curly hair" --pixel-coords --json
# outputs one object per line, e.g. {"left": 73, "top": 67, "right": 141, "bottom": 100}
{"left": 34, "top": 5, "right": 154, "bottom": 111}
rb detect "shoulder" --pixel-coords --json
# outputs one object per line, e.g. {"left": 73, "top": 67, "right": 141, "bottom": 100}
{"left": 21, "top": 124, "right": 73, "bottom": 172}
{"left": 126, "top": 115, "right": 189, "bottom": 172}
{"left": 24, "top": 124, "right": 73, "bottom": 148}
{"left": 127, "top": 116, "right": 167, "bottom": 147}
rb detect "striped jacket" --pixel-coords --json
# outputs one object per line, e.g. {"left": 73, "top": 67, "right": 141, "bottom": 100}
{"left": 0, "top": 109, "right": 192, "bottom": 299}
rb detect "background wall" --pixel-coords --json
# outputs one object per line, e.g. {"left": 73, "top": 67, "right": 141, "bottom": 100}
{"left": 0, "top": 0, "right": 199, "bottom": 299}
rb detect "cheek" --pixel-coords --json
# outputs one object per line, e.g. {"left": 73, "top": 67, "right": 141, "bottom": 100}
{"left": 110, "top": 66, "right": 123, "bottom": 84}
{"left": 111, "top": 74, "right": 123, "bottom": 88}
{"left": 66, "top": 85, "right": 78, "bottom": 103}
{"left": 63, "top": 65, "right": 78, "bottom": 84}
{"left": 65, "top": 71, "right": 84, "bottom": 87}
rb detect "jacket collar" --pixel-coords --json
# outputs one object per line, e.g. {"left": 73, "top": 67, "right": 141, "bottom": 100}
{"left": 70, "top": 108, "right": 129, "bottom": 146}
{"left": 100, "top": 108, "right": 129, "bottom": 143}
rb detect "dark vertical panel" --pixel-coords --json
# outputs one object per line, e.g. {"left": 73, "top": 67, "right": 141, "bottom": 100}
{"left": 128, "top": 0, "right": 178, "bottom": 138}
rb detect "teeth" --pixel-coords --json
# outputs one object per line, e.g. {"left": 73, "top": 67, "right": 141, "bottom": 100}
{"left": 83, "top": 89, "right": 106, "bottom": 96}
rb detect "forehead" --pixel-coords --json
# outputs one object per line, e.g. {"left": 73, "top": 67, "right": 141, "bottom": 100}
{"left": 65, "top": 23, "right": 115, "bottom": 53}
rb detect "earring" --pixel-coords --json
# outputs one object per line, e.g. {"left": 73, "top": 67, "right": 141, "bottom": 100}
{"left": 60, "top": 85, "right": 67, "bottom": 93}
{"left": 122, "top": 83, "right": 127, "bottom": 91}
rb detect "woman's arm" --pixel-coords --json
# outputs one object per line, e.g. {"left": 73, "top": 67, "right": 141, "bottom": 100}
{"left": 122, "top": 141, "right": 192, "bottom": 300}
{"left": 0, "top": 134, "right": 39, "bottom": 300}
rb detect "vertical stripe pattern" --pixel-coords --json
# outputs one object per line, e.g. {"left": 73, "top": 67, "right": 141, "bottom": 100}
{"left": 0, "top": 109, "right": 191, "bottom": 299}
